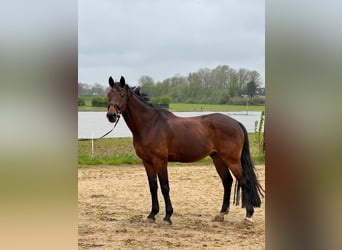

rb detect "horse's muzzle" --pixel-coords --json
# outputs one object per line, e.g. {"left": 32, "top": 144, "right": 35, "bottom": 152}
{"left": 106, "top": 112, "right": 118, "bottom": 123}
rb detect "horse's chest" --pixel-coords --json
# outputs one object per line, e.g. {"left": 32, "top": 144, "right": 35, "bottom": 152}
{"left": 133, "top": 140, "right": 166, "bottom": 160}
{"left": 133, "top": 144, "right": 146, "bottom": 159}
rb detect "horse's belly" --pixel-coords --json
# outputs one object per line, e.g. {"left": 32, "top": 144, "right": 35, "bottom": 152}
{"left": 168, "top": 148, "right": 212, "bottom": 163}
{"left": 167, "top": 133, "right": 214, "bottom": 162}
{"left": 168, "top": 155, "right": 205, "bottom": 163}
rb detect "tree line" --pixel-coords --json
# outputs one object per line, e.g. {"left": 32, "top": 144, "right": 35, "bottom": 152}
{"left": 78, "top": 64, "right": 265, "bottom": 106}
{"left": 78, "top": 82, "right": 110, "bottom": 96}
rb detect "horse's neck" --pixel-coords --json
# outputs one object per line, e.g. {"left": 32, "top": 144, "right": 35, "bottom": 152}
{"left": 123, "top": 94, "right": 157, "bottom": 136}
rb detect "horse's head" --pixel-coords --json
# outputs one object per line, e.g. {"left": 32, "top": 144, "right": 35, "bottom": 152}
{"left": 106, "top": 76, "right": 128, "bottom": 123}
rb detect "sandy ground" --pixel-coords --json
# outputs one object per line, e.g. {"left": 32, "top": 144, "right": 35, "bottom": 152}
{"left": 78, "top": 165, "right": 265, "bottom": 249}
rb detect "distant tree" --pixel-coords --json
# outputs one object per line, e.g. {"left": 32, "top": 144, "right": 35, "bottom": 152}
{"left": 216, "top": 89, "right": 230, "bottom": 104}
{"left": 229, "top": 72, "right": 240, "bottom": 97}
{"left": 140, "top": 82, "right": 155, "bottom": 97}
{"left": 212, "top": 65, "right": 230, "bottom": 89}
{"left": 91, "top": 83, "right": 106, "bottom": 96}
{"left": 138, "top": 75, "right": 154, "bottom": 86}
{"left": 248, "top": 70, "right": 262, "bottom": 87}
{"left": 135, "top": 64, "right": 263, "bottom": 105}
{"left": 139, "top": 75, "right": 155, "bottom": 97}
{"left": 238, "top": 68, "right": 250, "bottom": 89}
{"left": 168, "top": 75, "right": 188, "bottom": 101}
{"left": 78, "top": 82, "right": 92, "bottom": 96}
{"left": 195, "top": 68, "right": 211, "bottom": 89}
{"left": 246, "top": 81, "right": 258, "bottom": 98}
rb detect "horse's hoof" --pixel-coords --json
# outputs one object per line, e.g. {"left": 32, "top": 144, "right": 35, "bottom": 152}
{"left": 144, "top": 217, "right": 155, "bottom": 223}
{"left": 213, "top": 213, "right": 225, "bottom": 222}
{"left": 161, "top": 219, "right": 172, "bottom": 225}
{"left": 244, "top": 217, "right": 253, "bottom": 225}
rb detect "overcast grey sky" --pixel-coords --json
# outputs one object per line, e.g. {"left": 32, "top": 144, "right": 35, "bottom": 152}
{"left": 79, "top": 0, "right": 264, "bottom": 86}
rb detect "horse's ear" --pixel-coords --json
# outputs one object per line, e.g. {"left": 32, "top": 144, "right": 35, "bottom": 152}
{"left": 109, "top": 76, "right": 114, "bottom": 88}
{"left": 119, "top": 76, "right": 126, "bottom": 88}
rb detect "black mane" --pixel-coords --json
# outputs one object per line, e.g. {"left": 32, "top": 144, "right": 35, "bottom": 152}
{"left": 120, "top": 83, "right": 169, "bottom": 113}
{"left": 129, "top": 86, "right": 155, "bottom": 107}
{"left": 129, "top": 85, "right": 171, "bottom": 114}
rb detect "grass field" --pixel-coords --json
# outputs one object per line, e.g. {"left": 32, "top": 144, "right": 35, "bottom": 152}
{"left": 78, "top": 97, "right": 265, "bottom": 112}
{"left": 78, "top": 133, "right": 264, "bottom": 166}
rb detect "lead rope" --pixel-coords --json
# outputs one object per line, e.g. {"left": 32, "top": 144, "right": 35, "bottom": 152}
{"left": 98, "top": 115, "right": 121, "bottom": 139}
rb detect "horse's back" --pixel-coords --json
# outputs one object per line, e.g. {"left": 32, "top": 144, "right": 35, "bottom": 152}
{"left": 166, "top": 112, "right": 242, "bottom": 138}
{"left": 202, "top": 113, "right": 242, "bottom": 134}
{"left": 200, "top": 113, "right": 245, "bottom": 149}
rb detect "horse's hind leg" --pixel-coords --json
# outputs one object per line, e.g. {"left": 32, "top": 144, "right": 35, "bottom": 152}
{"left": 211, "top": 152, "right": 233, "bottom": 222}
{"left": 225, "top": 160, "right": 255, "bottom": 224}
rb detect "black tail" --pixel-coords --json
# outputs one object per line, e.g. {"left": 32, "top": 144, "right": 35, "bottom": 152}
{"left": 234, "top": 122, "right": 265, "bottom": 207}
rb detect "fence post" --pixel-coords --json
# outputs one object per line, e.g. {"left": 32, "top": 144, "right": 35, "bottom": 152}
{"left": 91, "top": 132, "right": 94, "bottom": 158}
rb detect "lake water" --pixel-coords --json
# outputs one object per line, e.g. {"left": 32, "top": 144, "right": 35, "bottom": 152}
{"left": 78, "top": 111, "right": 264, "bottom": 139}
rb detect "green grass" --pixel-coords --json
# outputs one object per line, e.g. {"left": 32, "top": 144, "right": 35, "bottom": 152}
{"left": 78, "top": 106, "right": 107, "bottom": 111}
{"left": 78, "top": 96, "right": 265, "bottom": 112}
{"left": 78, "top": 137, "right": 141, "bottom": 166}
{"left": 78, "top": 134, "right": 264, "bottom": 166}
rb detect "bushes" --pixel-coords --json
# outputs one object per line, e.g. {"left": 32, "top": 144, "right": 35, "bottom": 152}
{"left": 230, "top": 96, "right": 247, "bottom": 105}
{"left": 151, "top": 95, "right": 172, "bottom": 108}
{"left": 78, "top": 96, "right": 110, "bottom": 107}
{"left": 91, "top": 96, "right": 107, "bottom": 107}
{"left": 251, "top": 96, "right": 265, "bottom": 105}
{"left": 229, "top": 96, "right": 265, "bottom": 105}
{"left": 78, "top": 96, "right": 85, "bottom": 106}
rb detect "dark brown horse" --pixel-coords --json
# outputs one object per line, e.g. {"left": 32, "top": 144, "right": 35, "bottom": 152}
{"left": 106, "top": 76, "right": 264, "bottom": 225}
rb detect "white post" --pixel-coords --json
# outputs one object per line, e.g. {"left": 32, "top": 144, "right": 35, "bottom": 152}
{"left": 91, "top": 132, "right": 94, "bottom": 158}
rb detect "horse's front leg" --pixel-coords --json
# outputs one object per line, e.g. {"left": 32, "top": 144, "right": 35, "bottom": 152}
{"left": 143, "top": 160, "right": 159, "bottom": 222}
{"left": 155, "top": 159, "right": 173, "bottom": 225}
